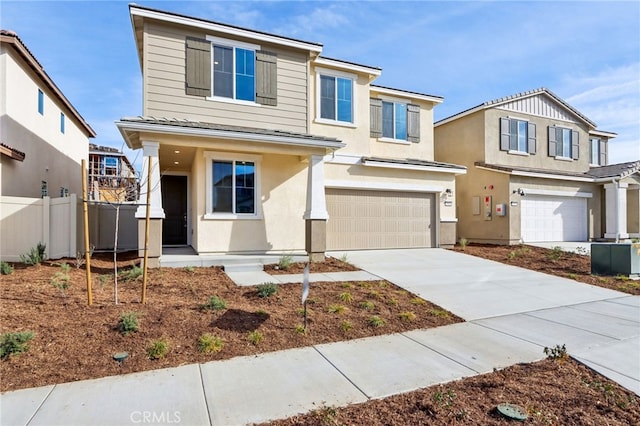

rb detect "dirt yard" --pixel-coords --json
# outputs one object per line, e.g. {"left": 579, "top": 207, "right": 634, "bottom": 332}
{"left": 1, "top": 246, "right": 638, "bottom": 424}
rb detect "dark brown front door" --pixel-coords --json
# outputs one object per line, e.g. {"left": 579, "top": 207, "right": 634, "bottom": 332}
{"left": 161, "top": 175, "right": 187, "bottom": 245}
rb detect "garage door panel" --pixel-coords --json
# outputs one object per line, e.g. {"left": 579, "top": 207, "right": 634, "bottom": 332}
{"left": 326, "top": 189, "right": 435, "bottom": 250}
{"left": 521, "top": 196, "right": 587, "bottom": 242}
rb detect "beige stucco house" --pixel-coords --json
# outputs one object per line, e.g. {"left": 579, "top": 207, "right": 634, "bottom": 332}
{"left": 116, "top": 5, "right": 465, "bottom": 265}
{"left": 434, "top": 88, "right": 640, "bottom": 244}
{"left": 0, "top": 30, "right": 96, "bottom": 198}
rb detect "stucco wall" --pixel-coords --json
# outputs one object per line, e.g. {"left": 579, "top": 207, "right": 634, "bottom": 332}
{"left": 1, "top": 47, "right": 88, "bottom": 197}
{"left": 434, "top": 111, "right": 485, "bottom": 168}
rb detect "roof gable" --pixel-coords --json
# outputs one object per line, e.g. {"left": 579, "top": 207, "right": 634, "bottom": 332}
{"left": 436, "top": 87, "right": 596, "bottom": 128}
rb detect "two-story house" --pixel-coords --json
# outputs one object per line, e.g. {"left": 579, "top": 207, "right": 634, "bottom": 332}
{"left": 434, "top": 88, "right": 640, "bottom": 244}
{"left": 116, "top": 5, "right": 465, "bottom": 266}
{"left": 88, "top": 143, "right": 138, "bottom": 202}
{"left": 0, "top": 29, "right": 96, "bottom": 198}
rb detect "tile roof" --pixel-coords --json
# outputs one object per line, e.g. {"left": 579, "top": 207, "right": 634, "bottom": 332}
{"left": 476, "top": 160, "right": 640, "bottom": 181}
{"left": 0, "top": 142, "right": 26, "bottom": 161}
{"left": 119, "top": 116, "right": 341, "bottom": 143}
{"left": 363, "top": 156, "right": 466, "bottom": 170}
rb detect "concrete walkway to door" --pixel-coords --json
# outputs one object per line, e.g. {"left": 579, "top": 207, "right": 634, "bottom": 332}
{"left": 329, "top": 248, "right": 640, "bottom": 395}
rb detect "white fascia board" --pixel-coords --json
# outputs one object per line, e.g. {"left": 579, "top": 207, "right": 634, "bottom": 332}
{"left": 364, "top": 160, "right": 467, "bottom": 175}
{"left": 521, "top": 188, "right": 593, "bottom": 198}
{"left": 130, "top": 6, "right": 323, "bottom": 53}
{"left": 475, "top": 165, "right": 594, "bottom": 183}
{"left": 325, "top": 180, "right": 443, "bottom": 193}
{"left": 324, "top": 154, "right": 361, "bottom": 165}
{"left": 372, "top": 86, "right": 443, "bottom": 104}
{"left": 314, "top": 57, "right": 381, "bottom": 76}
{"left": 589, "top": 129, "right": 618, "bottom": 138}
{"left": 114, "top": 121, "right": 345, "bottom": 150}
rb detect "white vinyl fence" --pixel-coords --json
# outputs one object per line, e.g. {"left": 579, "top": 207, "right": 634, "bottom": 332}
{"left": 0, "top": 195, "right": 138, "bottom": 262}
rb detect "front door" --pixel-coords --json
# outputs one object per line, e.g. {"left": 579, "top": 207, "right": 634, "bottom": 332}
{"left": 161, "top": 175, "right": 187, "bottom": 245}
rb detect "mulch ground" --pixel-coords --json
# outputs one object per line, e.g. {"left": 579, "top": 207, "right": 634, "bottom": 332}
{"left": 0, "top": 253, "right": 460, "bottom": 392}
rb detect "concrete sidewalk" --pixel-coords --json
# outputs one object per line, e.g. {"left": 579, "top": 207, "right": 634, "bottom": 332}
{"left": 2, "top": 249, "right": 638, "bottom": 425}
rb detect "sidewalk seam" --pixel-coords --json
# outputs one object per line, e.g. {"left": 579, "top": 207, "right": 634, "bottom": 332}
{"left": 311, "top": 346, "right": 370, "bottom": 400}
{"left": 24, "top": 384, "right": 56, "bottom": 426}
{"left": 398, "top": 332, "right": 483, "bottom": 375}
{"left": 198, "top": 364, "right": 213, "bottom": 426}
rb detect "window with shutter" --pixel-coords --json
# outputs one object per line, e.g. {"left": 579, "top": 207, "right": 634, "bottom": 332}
{"left": 500, "top": 117, "right": 535, "bottom": 154}
{"left": 548, "top": 126, "right": 578, "bottom": 159}
{"left": 599, "top": 139, "right": 607, "bottom": 166}
{"left": 378, "top": 99, "right": 414, "bottom": 142}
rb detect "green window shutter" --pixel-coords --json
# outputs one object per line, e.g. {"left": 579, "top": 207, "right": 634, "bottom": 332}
{"left": 185, "top": 37, "right": 211, "bottom": 97}
{"left": 500, "top": 118, "right": 510, "bottom": 151}
{"left": 407, "top": 104, "right": 421, "bottom": 143}
{"left": 370, "top": 98, "right": 382, "bottom": 138}
{"left": 571, "top": 130, "right": 580, "bottom": 160}
{"left": 548, "top": 126, "right": 557, "bottom": 157}
{"left": 599, "top": 139, "right": 607, "bottom": 166}
{"left": 256, "top": 50, "right": 277, "bottom": 106}
{"left": 527, "top": 122, "right": 536, "bottom": 154}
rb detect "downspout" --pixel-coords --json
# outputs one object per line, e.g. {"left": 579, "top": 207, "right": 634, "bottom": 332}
{"left": 612, "top": 177, "right": 620, "bottom": 243}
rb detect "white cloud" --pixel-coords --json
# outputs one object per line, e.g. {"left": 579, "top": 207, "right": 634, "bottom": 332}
{"left": 272, "top": 5, "right": 350, "bottom": 39}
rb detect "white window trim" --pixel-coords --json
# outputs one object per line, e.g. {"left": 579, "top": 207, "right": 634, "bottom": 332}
{"left": 553, "top": 126, "right": 573, "bottom": 159}
{"left": 380, "top": 99, "right": 409, "bottom": 141}
{"left": 508, "top": 150, "right": 529, "bottom": 157}
{"left": 505, "top": 116, "right": 530, "bottom": 154}
{"left": 555, "top": 156, "right": 574, "bottom": 162}
{"left": 590, "top": 138, "right": 601, "bottom": 166}
{"left": 205, "top": 35, "right": 260, "bottom": 105}
{"left": 204, "top": 151, "right": 263, "bottom": 220}
{"left": 315, "top": 67, "right": 357, "bottom": 125}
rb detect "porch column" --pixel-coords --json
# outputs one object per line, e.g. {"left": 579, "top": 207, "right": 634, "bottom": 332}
{"left": 604, "top": 181, "right": 629, "bottom": 241}
{"left": 135, "top": 141, "right": 165, "bottom": 267}
{"left": 303, "top": 154, "right": 328, "bottom": 262}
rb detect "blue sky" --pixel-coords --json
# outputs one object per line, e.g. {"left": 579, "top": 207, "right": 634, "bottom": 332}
{"left": 2, "top": 1, "right": 639, "bottom": 171}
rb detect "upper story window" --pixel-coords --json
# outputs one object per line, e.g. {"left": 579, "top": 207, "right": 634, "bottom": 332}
{"left": 319, "top": 75, "right": 353, "bottom": 123}
{"left": 499, "top": 117, "right": 536, "bottom": 154}
{"left": 104, "top": 157, "right": 119, "bottom": 175}
{"left": 548, "top": 126, "right": 579, "bottom": 160}
{"left": 213, "top": 44, "right": 255, "bottom": 102}
{"left": 382, "top": 101, "right": 407, "bottom": 140}
{"left": 38, "top": 89, "right": 44, "bottom": 115}
{"left": 185, "top": 36, "right": 277, "bottom": 106}
{"left": 370, "top": 98, "right": 420, "bottom": 143}
{"left": 60, "top": 113, "right": 65, "bottom": 134}
{"left": 590, "top": 137, "right": 607, "bottom": 166}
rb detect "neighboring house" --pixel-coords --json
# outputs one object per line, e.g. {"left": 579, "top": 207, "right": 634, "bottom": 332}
{"left": 0, "top": 29, "right": 96, "bottom": 198}
{"left": 116, "top": 5, "right": 465, "bottom": 265}
{"left": 88, "top": 143, "right": 138, "bottom": 202}
{"left": 434, "top": 88, "right": 640, "bottom": 244}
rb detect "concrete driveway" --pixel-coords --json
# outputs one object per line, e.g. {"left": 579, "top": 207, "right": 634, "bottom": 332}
{"left": 329, "top": 248, "right": 640, "bottom": 394}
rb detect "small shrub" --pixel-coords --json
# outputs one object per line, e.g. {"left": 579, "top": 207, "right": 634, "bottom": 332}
{"left": 399, "top": 311, "right": 416, "bottom": 322}
{"left": 198, "top": 333, "right": 224, "bottom": 353}
{"left": 368, "top": 289, "right": 382, "bottom": 299}
{"left": 359, "top": 300, "right": 375, "bottom": 310}
{"left": 1, "top": 261, "right": 14, "bottom": 275}
{"left": 295, "top": 307, "right": 305, "bottom": 316}
{"left": 368, "top": 315, "right": 386, "bottom": 328}
{"left": 277, "top": 255, "right": 293, "bottom": 270}
{"left": 118, "top": 311, "right": 139, "bottom": 336}
{"left": 184, "top": 266, "right": 195, "bottom": 273}
{"left": 507, "top": 251, "right": 516, "bottom": 260}
{"left": 459, "top": 238, "right": 469, "bottom": 250}
{"left": 429, "top": 308, "right": 450, "bottom": 318}
{"left": 575, "top": 246, "right": 588, "bottom": 256}
{"left": 203, "top": 295, "right": 227, "bottom": 311}
{"left": 387, "top": 297, "right": 399, "bottom": 306}
{"left": 328, "top": 304, "right": 347, "bottom": 314}
{"left": 337, "top": 292, "right": 353, "bottom": 303}
{"left": 544, "top": 344, "right": 568, "bottom": 360}
{"left": 566, "top": 273, "right": 578, "bottom": 280}
{"left": 256, "top": 309, "right": 269, "bottom": 316}
{"left": 294, "top": 324, "right": 306, "bottom": 335}
{"left": 20, "top": 242, "right": 46, "bottom": 265}
{"left": 340, "top": 283, "right": 354, "bottom": 289}
{"left": 410, "top": 297, "right": 426, "bottom": 305}
{"left": 339, "top": 253, "right": 349, "bottom": 263}
{"left": 247, "top": 330, "right": 264, "bottom": 345}
{"left": 546, "top": 246, "right": 564, "bottom": 262}
{"left": 51, "top": 264, "right": 71, "bottom": 297}
{"left": 256, "top": 282, "right": 278, "bottom": 298}
{"left": 147, "top": 339, "right": 169, "bottom": 360}
{"left": 376, "top": 280, "right": 389, "bottom": 288}
{"left": 120, "top": 265, "right": 143, "bottom": 281}
{"left": 340, "top": 320, "right": 352, "bottom": 333}
{"left": 615, "top": 274, "right": 630, "bottom": 282}
{"left": 0, "top": 331, "right": 35, "bottom": 359}
{"left": 97, "top": 274, "right": 110, "bottom": 289}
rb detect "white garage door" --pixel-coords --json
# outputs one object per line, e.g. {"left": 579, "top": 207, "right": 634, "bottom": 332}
{"left": 326, "top": 189, "right": 435, "bottom": 250}
{"left": 521, "top": 195, "right": 587, "bottom": 242}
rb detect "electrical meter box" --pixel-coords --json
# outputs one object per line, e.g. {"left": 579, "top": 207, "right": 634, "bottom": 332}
{"left": 495, "top": 203, "right": 507, "bottom": 216}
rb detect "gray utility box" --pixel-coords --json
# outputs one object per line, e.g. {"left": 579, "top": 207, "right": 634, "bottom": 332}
{"left": 591, "top": 243, "right": 640, "bottom": 276}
